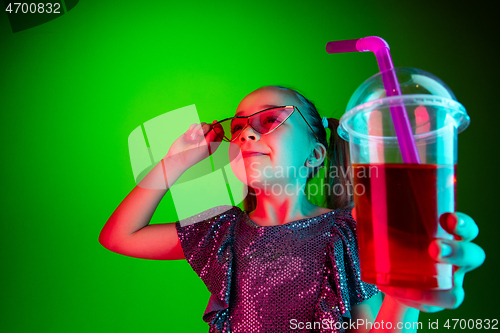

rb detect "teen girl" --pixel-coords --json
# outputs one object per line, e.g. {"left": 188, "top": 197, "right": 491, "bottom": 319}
{"left": 100, "top": 86, "right": 485, "bottom": 332}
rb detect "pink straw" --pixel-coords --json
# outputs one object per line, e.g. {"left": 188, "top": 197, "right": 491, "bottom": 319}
{"left": 326, "top": 36, "right": 421, "bottom": 164}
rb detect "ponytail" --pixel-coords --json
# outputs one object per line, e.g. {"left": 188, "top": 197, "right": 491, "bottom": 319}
{"left": 243, "top": 187, "right": 257, "bottom": 213}
{"left": 325, "top": 118, "right": 354, "bottom": 210}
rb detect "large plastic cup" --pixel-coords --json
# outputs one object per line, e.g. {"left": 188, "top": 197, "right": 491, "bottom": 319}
{"left": 338, "top": 68, "right": 470, "bottom": 289}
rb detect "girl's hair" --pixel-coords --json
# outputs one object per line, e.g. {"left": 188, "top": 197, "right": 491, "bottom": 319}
{"left": 243, "top": 86, "right": 353, "bottom": 211}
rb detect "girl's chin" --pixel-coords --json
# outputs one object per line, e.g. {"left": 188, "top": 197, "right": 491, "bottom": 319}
{"left": 235, "top": 175, "right": 265, "bottom": 188}
{"left": 230, "top": 159, "right": 264, "bottom": 181}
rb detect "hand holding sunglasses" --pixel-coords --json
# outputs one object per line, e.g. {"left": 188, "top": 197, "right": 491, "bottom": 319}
{"left": 166, "top": 120, "right": 224, "bottom": 169}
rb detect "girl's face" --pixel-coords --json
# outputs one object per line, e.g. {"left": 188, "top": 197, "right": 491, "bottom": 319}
{"left": 229, "top": 87, "right": 317, "bottom": 190}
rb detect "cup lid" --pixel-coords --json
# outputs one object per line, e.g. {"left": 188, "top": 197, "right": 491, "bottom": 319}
{"left": 338, "top": 67, "right": 470, "bottom": 141}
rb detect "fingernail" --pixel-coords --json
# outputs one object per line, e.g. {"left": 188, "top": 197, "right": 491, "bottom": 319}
{"left": 457, "top": 215, "right": 466, "bottom": 228}
{"left": 446, "top": 213, "right": 457, "bottom": 230}
{"left": 440, "top": 241, "right": 453, "bottom": 258}
{"left": 191, "top": 133, "right": 196, "bottom": 140}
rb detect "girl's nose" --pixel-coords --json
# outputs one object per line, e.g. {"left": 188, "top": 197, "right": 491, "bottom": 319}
{"left": 239, "top": 124, "right": 260, "bottom": 142}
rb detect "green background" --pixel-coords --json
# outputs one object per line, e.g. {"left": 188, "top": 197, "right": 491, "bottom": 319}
{"left": 1, "top": 0, "right": 498, "bottom": 332}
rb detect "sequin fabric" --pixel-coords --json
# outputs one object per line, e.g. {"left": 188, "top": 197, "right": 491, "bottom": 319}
{"left": 176, "top": 206, "right": 379, "bottom": 333}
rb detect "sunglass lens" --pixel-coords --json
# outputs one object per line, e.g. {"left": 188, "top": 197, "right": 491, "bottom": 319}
{"left": 253, "top": 107, "right": 293, "bottom": 134}
{"left": 214, "top": 118, "right": 247, "bottom": 142}
{"left": 214, "top": 107, "right": 293, "bottom": 141}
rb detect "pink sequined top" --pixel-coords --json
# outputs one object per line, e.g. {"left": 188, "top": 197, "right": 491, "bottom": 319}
{"left": 176, "top": 206, "right": 379, "bottom": 333}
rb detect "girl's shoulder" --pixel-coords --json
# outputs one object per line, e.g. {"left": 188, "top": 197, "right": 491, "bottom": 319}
{"left": 177, "top": 205, "right": 244, "bottom": 228}
{"left": 175, "top": 206, "right": 243, "bottom": 260}
{"left": 315, "top": 207, "right": 355, "bottom": 224}
{"left": 323, "top": 207, "right": 358, "bottom": 238}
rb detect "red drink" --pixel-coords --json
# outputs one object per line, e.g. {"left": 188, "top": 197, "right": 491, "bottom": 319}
{"left": 352, "top": 163, "right": 456, "bottom": 289}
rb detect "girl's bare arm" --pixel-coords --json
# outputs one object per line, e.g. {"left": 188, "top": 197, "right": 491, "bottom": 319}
{"left": 348, "top": 293, "right": 419, "bottom": 333}
{"left": 99, "top": 157, "right": 186, "bottom": 260}
{"left": 99, "top": 122, "right": 221, "bottom": 260}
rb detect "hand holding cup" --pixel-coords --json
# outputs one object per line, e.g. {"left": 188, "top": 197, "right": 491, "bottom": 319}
{"left": 378, "top": 212, "right": 485, "bottom": 312}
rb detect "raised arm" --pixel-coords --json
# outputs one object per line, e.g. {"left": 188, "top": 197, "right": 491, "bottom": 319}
{"left": 99, "top": 121, "right": 222, "bottom": 260}
{"left": 99, "top": 158, "right": 185, "bottom": 260}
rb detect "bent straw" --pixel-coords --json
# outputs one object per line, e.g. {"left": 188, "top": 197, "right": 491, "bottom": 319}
{"left": 326, "top": 37, "right": 421, "bottom": 164}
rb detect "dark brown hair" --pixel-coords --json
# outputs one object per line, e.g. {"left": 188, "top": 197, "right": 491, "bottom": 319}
{"left": 243, "top": 86, "right": 353, "bottom": 211}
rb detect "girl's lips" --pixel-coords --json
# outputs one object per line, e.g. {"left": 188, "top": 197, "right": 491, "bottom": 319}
{"left": 242, "top": 152, "right": 267, "bottom": 157}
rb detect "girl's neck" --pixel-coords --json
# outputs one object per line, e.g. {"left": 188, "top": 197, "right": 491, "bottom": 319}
{"left": 248, "top": 191, "right": 333, "bottom": 226}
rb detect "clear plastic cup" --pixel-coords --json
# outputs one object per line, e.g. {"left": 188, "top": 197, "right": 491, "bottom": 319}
{"left": 338, "top": 68, "right": 470, "bottom": 289}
